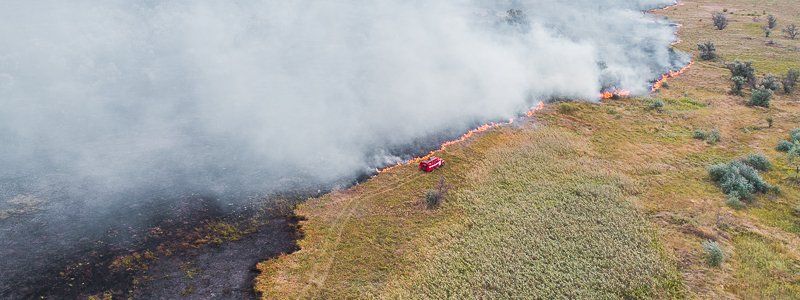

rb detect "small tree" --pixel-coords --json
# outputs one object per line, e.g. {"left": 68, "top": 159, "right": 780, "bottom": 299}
{"left": 749, "top": 88, "right": 773, "bottom": 107}
{"left": 760, "top": 74, "right": 781, "bottom": 92}
{"left": 712, "top": 12, "right": 729, "bottom": 30}
{"left": 727, "top": 61, "right": 756, "bottom": 86}
{"left": 767, "top": 15, "right": 778, "bottom": 29}
{"left": 782, "top": 69, "right": 799, "bottom": 94}
{"left": 731, "top": 76, "right": 747, "bottom": 95}
{"left": 698, "top": 42, "right": 717, "bottom": 60}
{"left": 784, "top": 24, "right": 799, "bottom": 39}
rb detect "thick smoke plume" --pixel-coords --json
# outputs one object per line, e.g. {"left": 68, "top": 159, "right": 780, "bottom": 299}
{"left": 0, "top": 0, "right": 687, "bottom": 204}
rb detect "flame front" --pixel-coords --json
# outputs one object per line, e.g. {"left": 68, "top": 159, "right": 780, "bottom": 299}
{"left": 377, "top": 102, "right": 545, "bottom": 174}
{"left": 377, "top": 56, "right": 694, "bottom": 175}
{"left": 651, "top": 60, "right": 693, "bottom": 92}
{"left": 599, "top": 89, "right": 632, "bottom": 100}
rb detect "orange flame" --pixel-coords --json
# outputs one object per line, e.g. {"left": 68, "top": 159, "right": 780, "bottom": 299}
{"left": 377, "top": 102, "right": 545, "bottom": 174}
{"left": 599, "top": 89, "right": 632, "bottom": 100}
{"left": 651, "top": 60, "right": 693, "bottom": 92}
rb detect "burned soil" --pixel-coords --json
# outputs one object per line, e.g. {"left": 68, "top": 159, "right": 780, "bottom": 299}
{"left": 0, "top": 184, "right": 302, "bottom": 299}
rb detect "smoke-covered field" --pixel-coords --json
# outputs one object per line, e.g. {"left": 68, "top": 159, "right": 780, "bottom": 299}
{"left": 0, "top": 0, "right": 688, "bottom": 298}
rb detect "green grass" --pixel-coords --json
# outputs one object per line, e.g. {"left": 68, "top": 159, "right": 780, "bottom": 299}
{"left": 386, "top": 129, "right": 683, "bottom": 298}
{"left": 730, "top": 234, "right": 800, "bottom": 298}
{"left": 256, "top": 127, "right": 683, "bottom": 298}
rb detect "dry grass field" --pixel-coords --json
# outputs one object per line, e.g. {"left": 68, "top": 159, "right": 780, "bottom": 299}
{"left": 256, "top": 0, "right": 800, "bottom": 298}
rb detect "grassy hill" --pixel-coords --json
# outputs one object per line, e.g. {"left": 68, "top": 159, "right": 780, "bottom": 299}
{"left": 256, "top": 0, "right": 800, "bottom": 298}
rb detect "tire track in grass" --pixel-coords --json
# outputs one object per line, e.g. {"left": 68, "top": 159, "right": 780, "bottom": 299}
{"left": 297, "top": 171, "right": 420, "bottom": 298}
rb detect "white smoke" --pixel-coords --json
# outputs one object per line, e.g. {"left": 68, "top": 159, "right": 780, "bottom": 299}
{"left": 0, "top": 0, "right": 687, "bottom": 202}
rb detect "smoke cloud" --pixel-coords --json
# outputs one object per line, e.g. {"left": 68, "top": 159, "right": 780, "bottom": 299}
{"left": 0, "top": 0, "right": 687, "bottom": 204}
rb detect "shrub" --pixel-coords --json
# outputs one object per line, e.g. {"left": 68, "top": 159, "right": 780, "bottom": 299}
{"left": 789, "top": 144, "right": 800, "bottom": 179}
{"left": 698, "top": 42, "right": 717, "bottom": 60}
{"left": 727, "top": 61, "right": 756, "bottom": 86}
{"left": 708, "top": 160, "right": 770, "bottom": 203}
{"left": 759, "top": 74, "right": 781, "bottom": 91}
{"left": 693, "top": 130, "right": 707, "bottom": 140}
{"left": 784, "top": 24, "right": 799, "bottom": 39}
{"left": 763, "top": 26, "right": 772, "bottom": 38}
{"left": 767, "top": 15, "right": 778, "bottom": 29}
{"left": 647, "top": 99, "right": 665, "bottom": 111}
{"left": 740, "top": 153, "right": 772, "bottom": 171}
{"left": 749, "top": 88, "right": 772, "bottom": 107}
{"left": 693, "top": 129, "right": 720, "bottom": 144}
{"left": 706, "top": 129, "right": 721, "bottom": 145}
{"left": 425, "top": 176, "right": 450, "bottom": 209}
{"left": 425, "top": 191, "right": 442, "bottom": 209}
{"left": 791, "top": 128, "right": 800, "bottom": 142}
{"left": 776, "top": 140, "right": 794, "bottom": 152}
{"left": 702, "top": 240, "right": 725, "bottom": 267}
{"left": 712, "top": 12, "right": 729, "bottom": 30}
{"left": 782, "top": 69, "right": 799, "bottom": 94}
{"left": 767, "top": 117, "right": 774, "bottom": 128}
{"left": 730, "top": 76, "right": 747, "bottom": 95}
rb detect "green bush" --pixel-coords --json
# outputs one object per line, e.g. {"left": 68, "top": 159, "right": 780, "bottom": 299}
{"left": 693, "top": 130, "right": 707, "bottom": 140}
{"left": 727, "top": 61, "right": 756, "bottom": 86}
{"left": 708, "top": 160, "right": 771, "bottom": 204}
{"left": 760, "top": 74, "right": 781, "bottom": 92}
{"left": 425, "top": 177, "right": 450, "bottom": 209}
{"left": 749, "top": 88, "right": 773, "bottom": 107}
{"left": 695, "top": 129, "right": 721, "bottom": 144}
{"left": 425, "top": 190, "right": 442, "bottom": 209}
{"left": 783, "top": 69, "right": 799, "bottom": 94}
{"left": 776, "top": 140, "right": 794, "bottom": 152}
{"left": 740, "top": 154, "right": 772, "bottom": 171}
{"left": 767, "top": 15, "right": 778, "bottom": 29}
{"left": 775, "top": 130, "right": 799, "bottom": 152}
{"left": 698, "top": 42, "right": 717, "bottom": 60}
{"left": 791, "top": 128, "right": 800, "bottom": 142}
{"left": 702, "top": 240, "right": 725, "bottom": 267}
{"left": 730, "top": 76, "right": 747, "bottom": 95}
{"left": 647, "top": 99, "right": 665, "bottom": 111}
{"left": 706, "top": 129, "right": 721, "bottom": 145}
{"left": 712, "top": 12, "right": 728, "bottom": 30}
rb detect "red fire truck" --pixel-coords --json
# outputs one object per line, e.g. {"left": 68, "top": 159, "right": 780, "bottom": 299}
{"left": 419, "top": 156, "right": 445, "bottom": 172}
